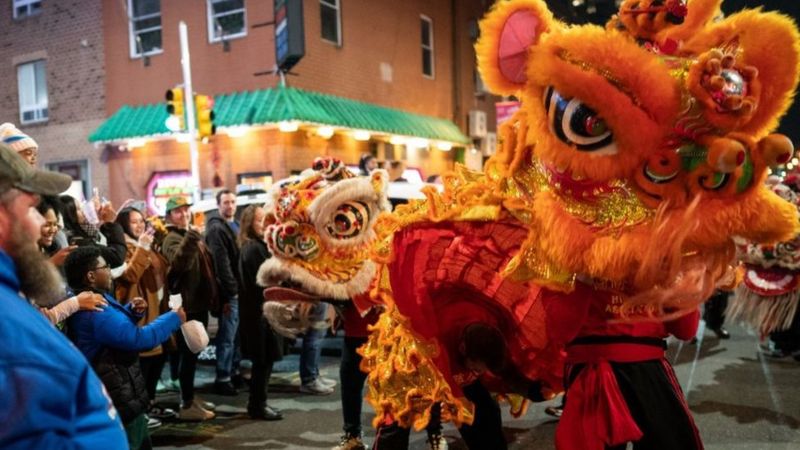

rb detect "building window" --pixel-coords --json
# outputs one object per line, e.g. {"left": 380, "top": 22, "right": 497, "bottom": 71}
{"left": 17, "top": 60, "right": 48, "bottom": 124}
{"left": 207, "top": 0, "right": 246, "bottom": 43}
{"left": 128, "top": 0, "right": 162, "bottom": 57}
{"left": 12, "top": 0, "right": 42, "bottom": 19}
{"left": 421, "top": 15, "right": 434, "bottom": 78}
{"left": 46, "top": 160, "right": 88, "bottom": 199}
{"left": 320, "top": 0, "right": 341, "bottom": 46}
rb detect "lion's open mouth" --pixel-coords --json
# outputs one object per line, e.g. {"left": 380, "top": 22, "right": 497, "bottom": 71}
{"left": 257, "top": 257, "right": 378, "bottom": 301}
{"left": 263, "top": 285, "right": 322, "bottom": 302}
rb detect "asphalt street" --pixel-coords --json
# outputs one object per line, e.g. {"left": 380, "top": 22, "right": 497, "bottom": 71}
{"left": 152, "top": 320, "right": 800, "bottom": 449}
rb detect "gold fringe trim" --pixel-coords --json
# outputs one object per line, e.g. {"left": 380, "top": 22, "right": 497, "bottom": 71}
{"left": 360, "top": 304, "right": 475, "bottom": 430}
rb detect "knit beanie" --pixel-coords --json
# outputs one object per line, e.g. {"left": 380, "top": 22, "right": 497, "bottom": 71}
{"left": 0, "top": 123, "right": 38, "bottom": 154}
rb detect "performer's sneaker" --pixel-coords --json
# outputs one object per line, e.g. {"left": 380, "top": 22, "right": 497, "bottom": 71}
{"left": 545, "top": 406, "right": 563, "bottom": 418}
{"left": 332, "top": 434, "right": 366, "bottom": 450}
{"left": 711, "top": 327, "right": 730, "bottom": 339}
{"left": 426, "top": 433, "right": 448, "bottom": 450}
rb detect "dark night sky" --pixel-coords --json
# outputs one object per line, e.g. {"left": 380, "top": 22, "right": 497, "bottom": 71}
{"left": 721, "top": 1, "right": 800, "bottom": 144}
{"left": 543, "top": 0, "right": 800, "bottom": 144}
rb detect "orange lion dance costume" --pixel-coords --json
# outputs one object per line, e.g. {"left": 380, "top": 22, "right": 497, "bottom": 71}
{"left": 258, "top": 1, "right": 800, "bottom": 448}
{"left": 362, "top": 0, "right": 800, "bottom": 449}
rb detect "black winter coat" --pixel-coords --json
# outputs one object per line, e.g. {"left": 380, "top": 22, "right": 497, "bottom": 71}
{"left": 92, "top": 348, "right": 148, "bottom": 425}
{"left": 238, "top": 239, "right": 283, "bottom": 362}
{"left": 205, "top": 216, "right": 240, "bottom": 302}
{"left": 63, "top": 222, "right": 127, "bottom": 267}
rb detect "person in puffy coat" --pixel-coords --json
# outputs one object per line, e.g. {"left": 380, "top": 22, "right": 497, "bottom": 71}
{"left": 65, "top": 245, "right": 185, "bottom": 449}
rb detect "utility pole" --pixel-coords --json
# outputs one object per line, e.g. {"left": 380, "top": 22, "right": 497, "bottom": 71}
{"left": 179, "top": 21, "right": 201, "bottom": 204}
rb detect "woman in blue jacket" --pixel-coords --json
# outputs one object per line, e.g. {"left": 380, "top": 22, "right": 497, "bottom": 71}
{"left": 65, "top": 245, "right": 186, "bottom": 450}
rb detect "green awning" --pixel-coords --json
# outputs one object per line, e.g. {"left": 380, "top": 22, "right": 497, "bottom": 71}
{"left": 89, "top": 86, "right": 469, "bottom": 144}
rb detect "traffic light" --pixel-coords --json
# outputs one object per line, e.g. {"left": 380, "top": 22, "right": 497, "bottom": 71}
{"left": 195, "top": 94, "right": 216, "bottom": 139}
{"left": 165, "top": 87, "right": 185, "bottom": 131}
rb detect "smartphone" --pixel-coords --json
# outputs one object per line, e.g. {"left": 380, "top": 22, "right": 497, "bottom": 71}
{"left": 68, "top": 236, "right": 91, "bottom": 247}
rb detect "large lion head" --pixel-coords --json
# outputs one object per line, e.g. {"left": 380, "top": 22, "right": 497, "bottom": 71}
{"left": 475, "top": 0, "right": 800, "bottom": 304}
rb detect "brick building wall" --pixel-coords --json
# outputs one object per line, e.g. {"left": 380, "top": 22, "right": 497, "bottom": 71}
{"left": 99, "top": 0, "right": 494, "bottom": 205}
{"left": 103, "top": 0, "right": 460, "bottom": 118}
{"left": 0, "top": 0, "right": 108, "bottom": 197}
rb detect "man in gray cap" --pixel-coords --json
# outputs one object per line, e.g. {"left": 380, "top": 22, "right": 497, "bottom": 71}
{"left": 0, "top": 144, "right": 126, "bottom": 447}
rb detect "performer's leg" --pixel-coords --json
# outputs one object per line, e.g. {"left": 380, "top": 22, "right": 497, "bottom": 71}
{"left": 371, "top": 421, "right": 411, "bottom": 450}
{"left": 770, "top": 307, "right": 800, "bottom": 355}
{"left": 611, "top": 360, "right": 703, "bottom": 450}
{"left": 457, "top": 381, "right": 507, "bottom": 450}
{"left": 703, "top": 291, "right": 729, "bottom": 338}
{"left": 340, "top": 336, "right": 369, "bottom": 437}
{"left": 425, "top": 402, "right": 443, "bottom": 436}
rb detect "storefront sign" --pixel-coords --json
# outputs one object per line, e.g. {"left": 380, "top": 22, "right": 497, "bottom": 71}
{"left": 146, "top": 170, "right": 195, "bottom": 216}
{"left": 496, "top": 100, "right": 521, "bottom": 127}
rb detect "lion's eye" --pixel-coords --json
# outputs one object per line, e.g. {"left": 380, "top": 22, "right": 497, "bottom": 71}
{"left": 267, "top": 222, "right": 319, "bottom": 261}
{"left": 326, "top": 201, "right": 369, "bottom": 239}
{"left": 544, "top": 86, "right": 617, "bottom": 155}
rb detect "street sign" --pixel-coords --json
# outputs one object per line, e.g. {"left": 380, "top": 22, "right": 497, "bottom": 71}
{"left": 275, "top": 0, "right": 304, "bottom": 72}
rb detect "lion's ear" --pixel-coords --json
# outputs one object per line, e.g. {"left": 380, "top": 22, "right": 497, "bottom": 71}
{"left": 475, "top": 0, "right": 556, "bottom": 96}
{"left": 682, "top": 9, "right": 800, "bottom": 136}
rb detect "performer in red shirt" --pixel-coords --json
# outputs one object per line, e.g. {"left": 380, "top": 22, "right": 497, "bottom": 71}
{"left": 545, "top": 281, "right": 702, "bottom": 450}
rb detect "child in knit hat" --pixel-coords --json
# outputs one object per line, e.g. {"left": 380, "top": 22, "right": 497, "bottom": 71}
{"left": 0, "top": 122, "right": 38, "bottom": 166}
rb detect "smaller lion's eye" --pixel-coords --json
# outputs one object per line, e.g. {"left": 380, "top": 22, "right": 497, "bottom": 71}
{"left": 326, "top": 202, "right": 370, "bottom": 239}
{"left": 544, "top": 86, "right": 617, "bottom": 155}
{"left": 267, "top": 221, "right": 319, "bottom": 261}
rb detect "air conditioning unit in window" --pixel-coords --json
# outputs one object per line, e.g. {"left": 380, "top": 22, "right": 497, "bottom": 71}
{"left": 21, "top": 107, "right": 48, "bottom": 124}
{"left": 468, "top": 110, "right": 487, "bottom": 138}
{"left": 482, "top": 132, "right": 497, "bottom": 156}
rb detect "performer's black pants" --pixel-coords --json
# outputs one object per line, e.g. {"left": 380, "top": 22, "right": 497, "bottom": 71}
{"left": 371, "top": 380, "right": 504, "bottom": 450}
{"left": 566, "top": 360, "right": 702, "bottom": 450}
{"left": 341, "top": 336, "right": 369, "bottom": 437}
{"left": 770, "top": 307, "right": 800, "bottom": 354}
{"left": 703, "top": 290, "right": 729, "bottom": 331}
